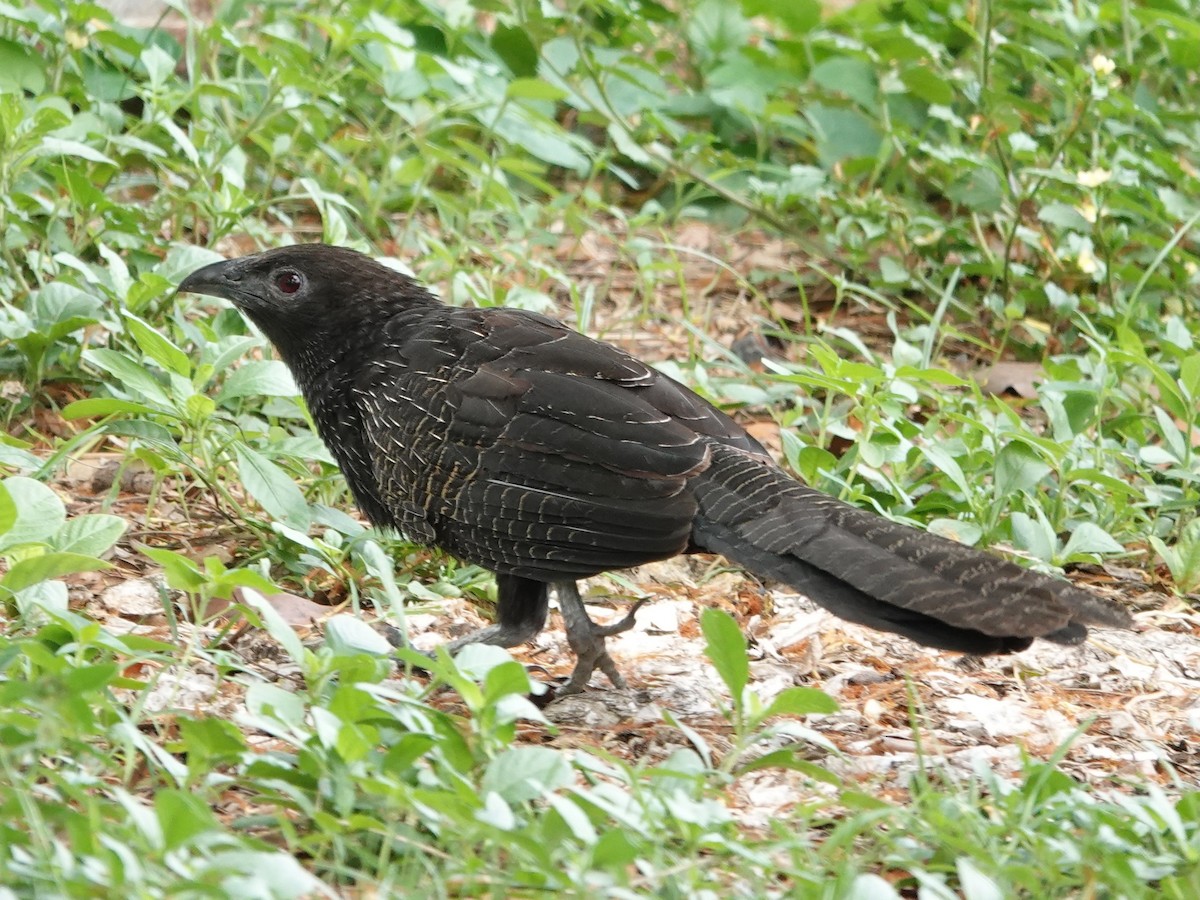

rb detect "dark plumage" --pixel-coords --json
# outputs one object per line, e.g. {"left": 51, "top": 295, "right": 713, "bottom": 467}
{"left": 179, "top": 244, "right": 1131, "bottom": 692}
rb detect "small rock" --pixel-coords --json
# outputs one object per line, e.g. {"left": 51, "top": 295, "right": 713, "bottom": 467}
{"left": 99, "top": 578, "right": 164, "bottom": 618}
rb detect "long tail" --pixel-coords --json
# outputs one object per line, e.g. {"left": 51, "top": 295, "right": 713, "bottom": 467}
{"left": 690, "top": 443, "right": 1131, "bottom": 653}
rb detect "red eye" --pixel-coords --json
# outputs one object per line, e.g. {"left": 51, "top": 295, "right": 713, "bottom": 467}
{"left": 276, "top": 272, "right": 302, "bottom": 294}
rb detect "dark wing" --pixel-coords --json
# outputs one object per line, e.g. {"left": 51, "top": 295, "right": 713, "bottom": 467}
{"left": 358, "top": 307, "right": 751, "bottom": 580}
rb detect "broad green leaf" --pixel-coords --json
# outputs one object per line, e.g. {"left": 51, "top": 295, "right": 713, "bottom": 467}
{"left": 811, "top": 56, "right": 878, "bottom": 110}
{"left": 948, "top": 165, "right": 1004, "bottom": 213}
{"left": 155, "top": 790, "right": 221, "bottom": 852}
{"left": 686, "top": 0, "right": 749, "bottom": 64}
{"left": 956, "top": 858, "right": 1005, "bottom": 900}
{"left": 482, "top": 746, "right": 573, "bottom": 804}
{"left": 245, "top": 681, "right": 307, "bottom": 730}
{"left": 921, "top": 444, "right": 971, "bottom": 497}
{"left": 899, "top": 65, "right": 954, "bottom": 105}
{"left": 1151, "top": 520, "right": 1200, "bottom": 593}
{"left": 157, "top": 244, "right": 226, "bottom": 285}
{"left": 492, "top": 25, "right": 538, "bottom": 77}
{"left": 1, "top": 551, "right": 110, "bottom": 594}
{"left": 1009, "top": 510, "right": 1056, "bottom": 563}
{"left": 1039, "top": 202, "right": 1091, "bottom": 232}
{"left": 14, "top": 579, "right": 69, "bottom": 618}
{"left": 217, "top": 360, "right": 298, "bottom": 403}
{"left": 124, "top": 312, "right": 192, "bottom": 377}
{"left": 928, "top": 517, "right": 983, "bottom": 546}
{"left": 1180, "top": 353, "right": 1200, "bottom": 402}
{"left": 235, "top": 445, "right": 312, "bottom": 530}
{"left": 98, "top": 243, "right": 132, "bottom": 299}
{"left": 0, "top": 477, "right": 66, "bottom": 551}
{"left": 807, "top": 104, "right": 881, "bottom": 167}
{"left": 0, "top": 37, "right": 46, "bottom": 92}
{"left": 53, "top": 514, "right": 127, "bottom": 557}
{"left": 85, "top": 348, "right": 171, "bottom": 406}
{"left": 761, "top": 686, "right": 839, "bottom": 719}
{"left": 185, "top": 393, "right": 216, "bottom": 422}
{"left": 483, "top": 660, "right": 534, "bottom": 705}
{"left": 324, "top": 613, "right": 394, "bottom": 657}
{"left": 30, "top": 282, "right": 103, "bottom": 339}
{"left": 37, "top": 137, "right": 115, "bottom": 165}
{"left": 1060, "top": 523, "right": 1125, "bottom": 561}
{"left": 139, "top": 545, "right": 207, "bottom": 591}
{"left": 994, "top": 441, "right": 1051, "bottom": 497}
{"left": 700, "top": 607, "right": 748, "bottom": 699}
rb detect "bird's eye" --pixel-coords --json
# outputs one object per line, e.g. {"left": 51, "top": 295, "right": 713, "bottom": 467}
{"left": 275, "top": 272, "right": 303, "bottom": 294}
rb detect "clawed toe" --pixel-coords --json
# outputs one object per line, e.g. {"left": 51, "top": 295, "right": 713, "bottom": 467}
{"left": 554, "top": 582, "right": 645, "bottom": 694}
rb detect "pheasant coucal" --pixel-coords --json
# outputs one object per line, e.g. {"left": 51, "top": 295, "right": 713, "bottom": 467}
{"left": 179, "top": 244, "right": 1130, "bottom": 692}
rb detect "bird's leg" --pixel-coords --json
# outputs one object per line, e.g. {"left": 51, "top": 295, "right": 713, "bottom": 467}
{"left": 554, "top": 581, "right": 646, "bottom": 694}
{"left": 444, "top": 574, "right": 549, "bottom": 652}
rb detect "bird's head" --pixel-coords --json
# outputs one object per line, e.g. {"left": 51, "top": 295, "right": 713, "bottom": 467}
{"left": 178, "top": 243, "right": 435, "bottom": 372}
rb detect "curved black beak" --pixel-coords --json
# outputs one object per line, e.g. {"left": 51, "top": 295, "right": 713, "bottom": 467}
{"left": 178, "top": 257, "right": 243, "bottom": 301}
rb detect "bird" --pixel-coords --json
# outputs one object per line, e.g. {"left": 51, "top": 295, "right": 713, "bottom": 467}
{"left": 179, "top": 243, "right": 1131, "bottom": 693}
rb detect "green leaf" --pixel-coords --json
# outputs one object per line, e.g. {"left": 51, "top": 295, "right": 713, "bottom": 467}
{"left": 1151, "top": 520, "right": 1200, "bottom": 594}
{"left": 0, "top": 477, "right": 66, "bottom": 551}
{"left": 1009, "top": 510, "right": 1056, "bottom": 564}
{"left": 811, "top": 56, "right": 878, "bottom": 110}
{"left": 14, "top": 579, "right": 69, "bottom": 618}
{"left": 492, "top": 25, "right": 538, "bottom": 77}
{"left": 52, "top": 514, "right": 127, "bottom": 557}
{"left": 30, "top": 282, "right": 103, "bottom": 339}
{"left": 994, "top": 441, "right": 1051, "bottom": 497}
{"left": 216, "top": 360, "right": 298, "bottom": 403}
{"left": 483, "top": 660, "right": 534, "bottom": 705}
{"left": 382, "top": 734, "right": 437, "bottom": 775}
{"left": 761, "top": 686, "right": 839, "bottom": 719}
{"left": 899, "top": 65, "right": 954, "bottom": 105}
{"left": 735, "top": 750, "right": 842, "bottom": 784}
{"left": 482, "top": 746, "right": 573, "bottom": 804}
{"left": 0, "top": 38, "right": 46, "bottom": 92}
{"left": 124, "top": 312, "right": 192, "bottom": 377}
{"left": 948, "top": 165, "right": 1004, "bottom": 213}
{"left": 506, "top": 79, "right": 567, "bottom": 102}
{"left": 740, "top": 0, "right": 820, "bottom": 33}
{"left": 700, "top": 607, "right": 748, "bottom": 700}
{"left": 957, "top": 858, "right": 1005, "bottom": 900}
{"left": 36, "top": 137, "right": 116, "bottom": 166}
{"left": 1, "top": 552, "right": 110, "bottom": 594}
{"left": 927, "top": 517, "right": 983, "bottom": 546}
{"left": 239, "top": 589, "right": 306, "bottom": 667}
{"left": 687, "top": 0, "right": 750, "bottom": 64}
{"left": 85, "top": 348, "right": 171, "bottom": 406}
{"left": 1180, "top": 353, "right": 1200, "bottom": 403}
{"left": 0, "top": 482, "right": 14, "bottom": 539}
{"left": 324, "top": 613, "right": 394, "bottom": 657}
{"left": 62, "top": 398, "right": 161, "bottom": 419}
{"left": 1039, "top": 202, "right": 1091, "bottom": 232}
{"left": 245, "top": 681, "right": 307, "bottom": 729}
{"left": 234, "top": 445, "right": 312, "bottom": 530}
{"left": 1060, "top": 523, "right": 1124, "bottom": 561}
{"left": 156, "top": 790, "right": 220, "bottom": 851}
{"left": 139, "top": 545, "right": 207, "bottom": 592}
{"left": 807, "top": 105, "right": 882, "bottom": 167}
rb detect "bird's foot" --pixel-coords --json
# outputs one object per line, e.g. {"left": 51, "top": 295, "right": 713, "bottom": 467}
{"left": 555, "top": 582, "right": 646, "bottom": 695}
